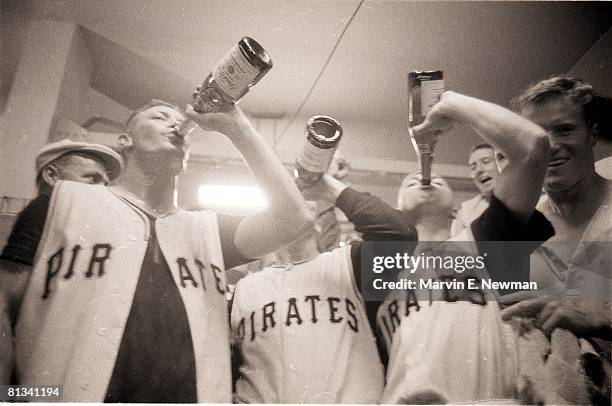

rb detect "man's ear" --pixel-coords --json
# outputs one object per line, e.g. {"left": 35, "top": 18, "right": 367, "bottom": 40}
{"left": 41, "top": 165, "right": 61, "bottom": 187}
{"left": 118, "top": 133, "right": 133, "bottom": 148}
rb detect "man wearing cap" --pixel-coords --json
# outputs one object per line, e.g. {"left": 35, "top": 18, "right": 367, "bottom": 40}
{"left": 34, "top": 138, "right": 123, "bottom": 192}
{"left": 0, "top": 100, "right": 310, "bottom": 403}
{"left": 0, "top": 139, "right": 123, "bottom": 268}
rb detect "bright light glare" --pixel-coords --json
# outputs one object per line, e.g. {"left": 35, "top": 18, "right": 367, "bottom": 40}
{"left": 198, "top": 184, "right": 267, "bottom": 209}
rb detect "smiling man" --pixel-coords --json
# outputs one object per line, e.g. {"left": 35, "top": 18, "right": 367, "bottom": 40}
{"left": 451, "top": 143, "right": 500, "bottom": 236}
{"left": 502, "top": 76, "right": 612, "bottom": 338}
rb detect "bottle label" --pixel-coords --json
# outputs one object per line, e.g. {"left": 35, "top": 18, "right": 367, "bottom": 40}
{"left": 420, "top": 79, "right": 445, "bottom": 115}
{"left": 296, "top": 140, "right": 336, "bottom": 173}
{"left": 213, "top": 45, "right": 261, "bottom": 99}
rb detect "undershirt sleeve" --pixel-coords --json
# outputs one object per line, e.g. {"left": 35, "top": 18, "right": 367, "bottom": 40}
{"left": 0, "top": 195, "right": 50, "bottom": 267}
{"left": 217, "top": 213, "right": 254, "bottom": 270}
{"left": 471, "top": 193, "right": 554, "bottom": 242}
{"left": 471, "top": 194, "right": 555, "bottom": 294}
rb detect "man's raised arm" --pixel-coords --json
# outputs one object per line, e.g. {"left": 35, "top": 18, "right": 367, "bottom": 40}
{"left": 413, "top": 91, "right": 550, "bottom": 222}
{"left": 187, "top": 104, "right": 312, "bottom": 260}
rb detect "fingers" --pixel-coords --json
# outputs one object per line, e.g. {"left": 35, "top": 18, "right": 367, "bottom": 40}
{"left": 540, "top": 310, "right": 568, "bottom": 336}
{"left": 296, "top": 177, "right": 316, "bottom": 194}
{"left": 410, "top": 117, "right": 454, "bottom": 147}
{"left": 505, "top": 298, "right": 592, "bottom": 337}
{"left": 501, "top": 297, "right": 548, "bottom": 320}
{"left": 536, "top": 300, "right": 558, "bottom": 327}
{"left": 184, "top": 104, "right": 197, "bottom": 119}
{"left": 192, "top": 86, "right": 202, "bottom": 99}
{"left": 185, "top": 104, "right": 218, "bottom": 132}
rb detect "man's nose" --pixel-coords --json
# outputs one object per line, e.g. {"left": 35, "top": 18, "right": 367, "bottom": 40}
{"left": 546, "top": 132, "right": 562, "bottom": 152}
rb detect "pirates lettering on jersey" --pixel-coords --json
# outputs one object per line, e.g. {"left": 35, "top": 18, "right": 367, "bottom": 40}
{"left": 235, "top": 295, "right": 359, "bottom": 342}
{"left": 378, "top": 275, "right": 486, "bottom": 343}
{"left": 175, "top": 258, "right": 226, "bottom": 294}
{"left": 43, "top": 243, "right": 113, "bottom": 298}
{"left": 43, "top": 244, "right": 225, "bottom": 298}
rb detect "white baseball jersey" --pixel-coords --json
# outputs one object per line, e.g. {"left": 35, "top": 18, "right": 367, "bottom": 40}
{"left": 231, "top": 245, "right": 384, "bottom": 404}
{"left": 378, "top": 229, "right": 518, "bottom": 404}
{"left": 15, "top": 181, "right": 231, "bottom": 402}
{"left": 451, "top": 194, "right": 489, "bottom": 237}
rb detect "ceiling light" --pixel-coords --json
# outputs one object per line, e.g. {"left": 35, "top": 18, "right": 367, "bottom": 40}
{"left": 198, "top": 184, "right": 267, "bottom": 209}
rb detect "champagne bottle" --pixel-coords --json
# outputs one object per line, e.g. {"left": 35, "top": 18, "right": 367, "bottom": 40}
{"left": 294, "top": 115, "right": 343, "bottom": 186}
{"left": 193, "top": 37, "right": 272, "bottom": 113}
{"left": 408, "top": 71, "right": 444, "bottom": 185}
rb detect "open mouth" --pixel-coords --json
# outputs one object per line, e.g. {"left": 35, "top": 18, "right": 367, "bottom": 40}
{"left": 479, "top": 176, "right": 493, "bottom": 186}
{"left": 548, "top": 157, "right": 569, "bottom": 168}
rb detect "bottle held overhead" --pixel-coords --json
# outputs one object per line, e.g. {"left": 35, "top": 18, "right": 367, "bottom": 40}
{"left": 407, "top": 70, "right": 444, "bottom": 185}
{"left": 295, "top": 115, "right": 343, "bottom": 186}
{"left": 193, "top": 37, "right": 273, "bottom": 113}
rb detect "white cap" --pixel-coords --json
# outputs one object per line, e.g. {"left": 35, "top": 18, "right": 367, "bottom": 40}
{"left": 35, "top": 139, "right": 123, "bottom": 181}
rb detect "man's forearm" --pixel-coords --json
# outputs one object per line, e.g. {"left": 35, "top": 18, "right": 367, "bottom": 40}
{"left": 225, "top": 114, "right": 312, "bottom": 259}
{"left": 230, "top": 119, "right": 309, "bottom": 230}
{"left": 438, "top": 92, "right": 549, "bottom": 220}
{"left": 441, "top": 91, "right": 548, "bottom": 163}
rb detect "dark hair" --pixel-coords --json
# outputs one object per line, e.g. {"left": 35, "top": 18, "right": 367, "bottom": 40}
{"left": 512, "top": 75, "right": 612, "bottom": 141}
{"left": 125, "top": 99, "right": 182, "bottom": 129}
{"left": 469, "top": 143, "right": 493, "bottom": 156}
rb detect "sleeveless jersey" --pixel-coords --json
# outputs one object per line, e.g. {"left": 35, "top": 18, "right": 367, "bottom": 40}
{"left": 15, "top": 181, "right": 231, "bottom": 402}
{"left": 378, "top": 229, "right": 518, "bottom": 404}
{"left": 530, "top": 185, "right": 612, "bottom": 298}
{"left": 232, "top": 245, "right": 384, "bottom": 404}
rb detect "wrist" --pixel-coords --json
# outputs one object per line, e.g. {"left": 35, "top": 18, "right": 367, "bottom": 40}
{"left": 325, "top": 176, "right": 349, "bottom": 202}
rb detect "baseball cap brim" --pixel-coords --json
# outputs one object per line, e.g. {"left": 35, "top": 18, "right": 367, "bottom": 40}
{"left": 35, "top": 139, "right": 124, "bottom": 181}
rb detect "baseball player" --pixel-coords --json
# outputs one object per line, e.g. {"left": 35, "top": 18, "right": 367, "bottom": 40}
{"left": 450, "top": 142, "right": 499, "bottom": 237}
{"left": 0, "top": 139, "right": 123, "bottom": 271}
{"left": 377, "top": 91, "right": 554, "bottom": 404}
{"left": 501, "top": 76, "right": 612, "bottom": 405}
{"left": 0, "top": 100, "right": 310, "bottom": 402}
{"left": 231, "top": 174, "right": 416, "bottom": 404}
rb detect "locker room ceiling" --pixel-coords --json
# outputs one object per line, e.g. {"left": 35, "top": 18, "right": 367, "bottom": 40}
{"left": 6, "top": 0, "right": 612, "bottom": 168}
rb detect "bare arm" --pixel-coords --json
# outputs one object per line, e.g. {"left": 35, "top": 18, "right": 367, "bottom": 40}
{"left": 0, "top": 260, "right": 30, "bottom": 384}
{"left": 186, "top": 105, "right": 312, "bottom": 259}
{"left": 413, "top": 91, "right": 550, "bottom": 222}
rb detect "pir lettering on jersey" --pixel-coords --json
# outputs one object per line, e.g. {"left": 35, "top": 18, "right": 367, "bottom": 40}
{"left": 378, "top": 274, "right": 487, "bottom": 342}
{"left": 42, "top": 243, "right": 226, "bottom": 298}
{"left": 235, "top": 295, "right": 360, "bottom": 342}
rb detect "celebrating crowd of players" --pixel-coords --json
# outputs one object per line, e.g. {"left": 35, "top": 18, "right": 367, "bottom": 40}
{"left": 0, "top": 75, "right": 610, "bottom": 404}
